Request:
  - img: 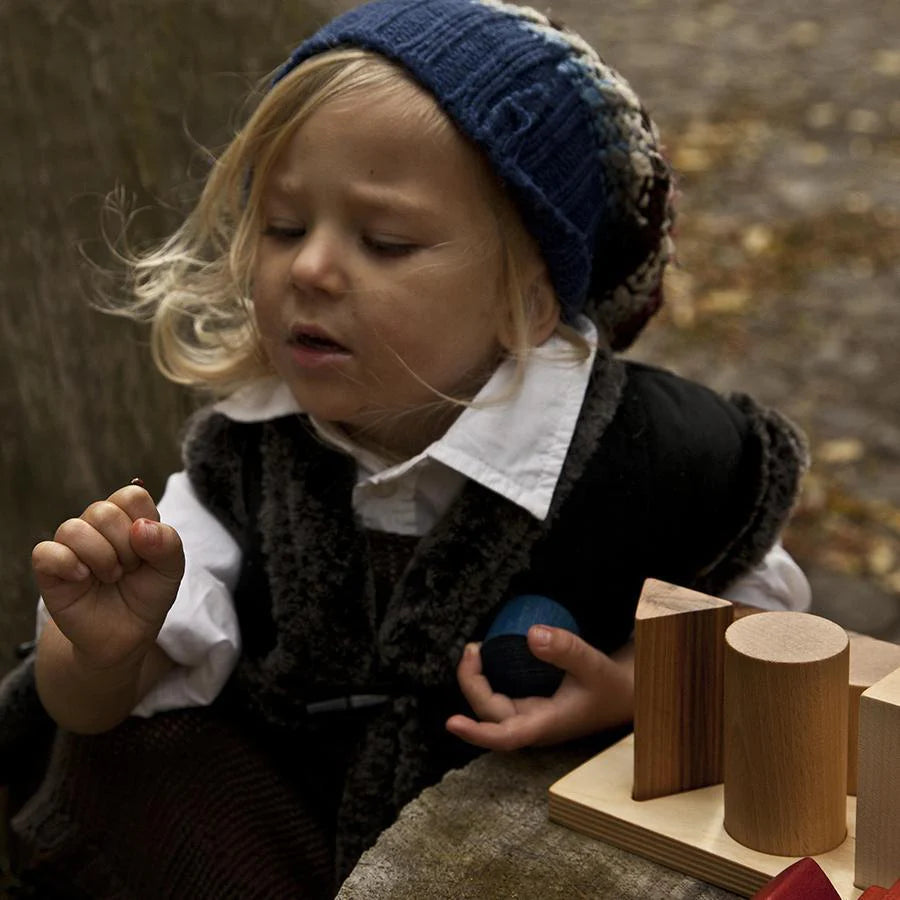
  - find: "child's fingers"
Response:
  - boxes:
[110,519,184,627]
[455,643,515,723]
[445,712,544,752]
[51,516,127,584]
[32,540,92,589]
[46,486,162,584]
[128,518,185,583]
[80,499,145,573]
[526,625,612,686]
[529,628,635,734]
[105,484,161,524]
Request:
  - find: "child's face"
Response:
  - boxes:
[252,80,509,456]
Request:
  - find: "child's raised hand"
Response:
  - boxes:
[31,482,184,671]
[445,627,634,751]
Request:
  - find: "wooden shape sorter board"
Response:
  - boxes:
[548,733,862,899]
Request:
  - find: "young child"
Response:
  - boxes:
[19,0,811,895]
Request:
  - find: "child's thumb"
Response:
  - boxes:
[527,625,600,681]
[130,518,185,582]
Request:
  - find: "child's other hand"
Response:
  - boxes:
[32,483,184,670]
[445,626,634,751]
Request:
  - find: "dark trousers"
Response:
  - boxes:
[11,708,337,899]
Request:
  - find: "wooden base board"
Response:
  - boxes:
[548,734,861,899]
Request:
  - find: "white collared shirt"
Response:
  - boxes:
[37,319,810,716]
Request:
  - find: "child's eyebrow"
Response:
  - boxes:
[353,188,438,220]
[265,178,439,219]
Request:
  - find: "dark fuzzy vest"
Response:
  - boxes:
[182,353,808,875]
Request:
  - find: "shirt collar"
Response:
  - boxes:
[428,317,597,519]
[213,318,598,521]
[212,377,301,422]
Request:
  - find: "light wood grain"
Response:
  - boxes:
[854,665,900,890]
[723,612,849,856]
[847,636,900,795]
[548,733,862,899]
[632,579,733,800]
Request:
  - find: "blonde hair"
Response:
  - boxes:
[107,49,588,399]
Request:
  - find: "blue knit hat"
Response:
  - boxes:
[274,0,674,349]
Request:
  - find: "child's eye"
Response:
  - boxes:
[363,236,419,257]
[262,223,306,241]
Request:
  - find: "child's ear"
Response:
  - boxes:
[526,267,560,346]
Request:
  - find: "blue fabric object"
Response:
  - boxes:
[481,595,579,698]
[271,0,674,348]
[484,594,579,640]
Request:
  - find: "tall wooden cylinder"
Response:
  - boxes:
[723,611,849,856]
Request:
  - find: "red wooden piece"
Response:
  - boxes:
[750,858,841,900]
[858,887,887,899]
[855,876,900,898]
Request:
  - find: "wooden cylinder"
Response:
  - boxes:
[723,611,849,856]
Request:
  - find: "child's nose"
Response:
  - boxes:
[289,228,347,296]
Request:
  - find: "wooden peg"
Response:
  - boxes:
[855,665,900,890]
[632,579,733,800]
[847,634,900,795]
[723,611,849,856]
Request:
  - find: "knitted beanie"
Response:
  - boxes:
[274,0,674,350]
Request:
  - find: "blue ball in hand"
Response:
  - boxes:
[480,595,579,698]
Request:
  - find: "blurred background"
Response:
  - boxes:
[1,0,898,687]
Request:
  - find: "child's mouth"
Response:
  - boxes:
[288,327,350,367]
[289,327,348,353]
[294,333,345,351]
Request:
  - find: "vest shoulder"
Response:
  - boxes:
[614,361,807,473]
[594,359,809,593]
[602,361,754,468]
[620,361,742,425]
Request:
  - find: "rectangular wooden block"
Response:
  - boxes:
[632,579,733,800]
[854,666,900,889]
[847,636,900,795]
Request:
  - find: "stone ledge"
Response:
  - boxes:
[338,742,740,899]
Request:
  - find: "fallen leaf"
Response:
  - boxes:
[868,542,897,576]
[806,102,837,129]
[846,108,881,134]
[786,20,821,48]
[873,49,900,77]
[817,438,865,464]
[742,225,773,255]
[698,289,751,314]
[797,142,829,165]
[673,146,713,173]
